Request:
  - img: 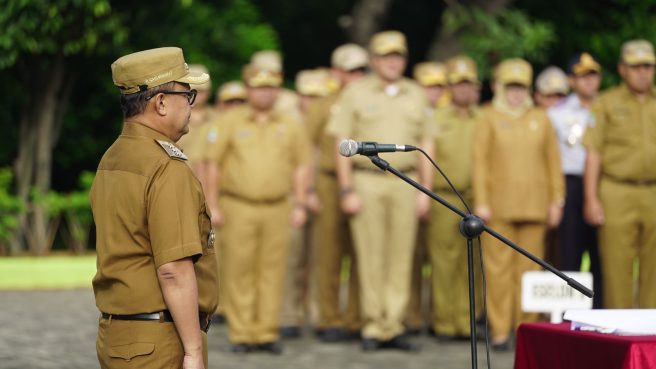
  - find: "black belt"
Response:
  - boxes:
[354,165,416,175]
[101,310,212,333]
[222,191,288,204]
[604,174,656,186]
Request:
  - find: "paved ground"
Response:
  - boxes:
[0,290,515,369]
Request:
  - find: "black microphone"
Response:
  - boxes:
[339,139,417,157]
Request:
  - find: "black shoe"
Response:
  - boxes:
[317,327,344,343]
[491,340,511,352]
[257,341,283,355]
[280,326,301,339]
[361,338,381,351]
[405,327,422,336]
[383,335,421,352]
[344,329,362,341]
[230,343,251,354]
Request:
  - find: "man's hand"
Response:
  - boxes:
[475,205,492,223]
[416,193,431,221]
[584,197,605,226]
[340,192,362,215]
[290,206,308,228]
[307,191,322,214]
[546,203,564,229]
[182,350,204,369]
[210,206,223,227]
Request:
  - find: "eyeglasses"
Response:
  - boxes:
[147,89,197,105]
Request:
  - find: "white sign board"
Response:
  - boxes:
[522,271,593,323]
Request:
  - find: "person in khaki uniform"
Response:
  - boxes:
[429,55,482,341]
[534,66,569,109]
[251,50,302,122]
[583,39,656,309]
[176,64,216,186]
[215,80,247,111]
[92,47,218,369]
[280,68,333,338]
[473,58,564,350]
[306,43,368,342]
[327,31,435,351]
[204,64,310,354]
[405,60,449,334]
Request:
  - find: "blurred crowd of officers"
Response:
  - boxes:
[177,31,656,353]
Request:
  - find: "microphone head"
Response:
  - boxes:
[339,139,359,157]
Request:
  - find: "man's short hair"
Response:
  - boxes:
[119,82,175,119]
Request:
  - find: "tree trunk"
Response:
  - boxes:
[344,0,393,45]
[427,0,516,61]
[12,55,68,255]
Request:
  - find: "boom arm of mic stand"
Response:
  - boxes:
[368,155,594,298]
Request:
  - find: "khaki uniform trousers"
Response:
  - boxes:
[221,196,291,343]
[599,178,656,308]
[96,317,208,369]
[406,221,430,330]
[429,190,481,336]
[351,171,418,340]
[280,221,312,327]
[313,171,361,331]
[482,220,545,340]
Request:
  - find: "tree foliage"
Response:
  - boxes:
[443,6,555,79]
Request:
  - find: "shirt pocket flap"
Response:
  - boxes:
[108,342,155,360]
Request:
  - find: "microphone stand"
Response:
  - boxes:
[367,155,592,369]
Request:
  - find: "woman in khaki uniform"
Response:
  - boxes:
[473,58,564,350]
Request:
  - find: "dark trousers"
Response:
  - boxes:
[559,175,603,308]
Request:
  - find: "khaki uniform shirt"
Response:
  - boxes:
[326,75,434,169]
[473,106,564,221]
[91,122,218,315]
[433,105,480,191]
[583,83,656,181]
[306,93,340,171]
[204,105,310,201]
[275,88,303,123]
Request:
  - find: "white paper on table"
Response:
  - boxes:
[564,309,656,336]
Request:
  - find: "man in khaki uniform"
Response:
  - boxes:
[583,39,656,309]
[534,66,569,109]
[177,64,215,185]
[280,68,333,337]
[473,58,564,350]
[215,80,247,111]
[92,47,218,369]
[305,44,368,342]
[429,55,482,340]
[405,60,449,334]
[251,50,302,122]
[204,64,310,354]
[327,31,434,351]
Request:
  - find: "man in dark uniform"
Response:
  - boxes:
[91,47,219,369]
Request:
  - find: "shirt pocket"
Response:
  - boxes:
[107,343,155,362]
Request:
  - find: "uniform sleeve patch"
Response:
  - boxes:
[156,140,188,160]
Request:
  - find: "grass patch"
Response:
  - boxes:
[0,255,96,290]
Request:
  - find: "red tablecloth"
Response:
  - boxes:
[514,323,656,369]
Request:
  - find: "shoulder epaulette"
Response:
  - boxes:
[155,140,188,160]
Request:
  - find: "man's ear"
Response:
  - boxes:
[153,93,167,116]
